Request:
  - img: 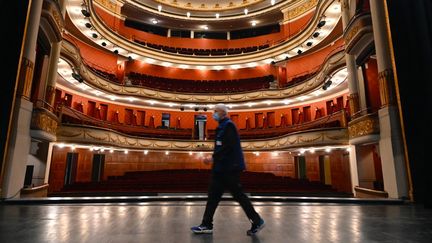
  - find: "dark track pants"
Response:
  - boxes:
[201,171,260,227]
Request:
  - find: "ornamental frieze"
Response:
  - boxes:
[343,13,373,55]
[57,125,348,151]
[31,108,59,136]
[348,113,380,139]
[61,40,345,103]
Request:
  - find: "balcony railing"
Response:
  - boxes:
[58,105,347,140]
[343,12,373,59]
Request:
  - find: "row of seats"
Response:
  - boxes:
[135,39,270,56]
[282,72,317,88]
[87,65,119,83]
[59,169,339,194]
[128,72,273,93]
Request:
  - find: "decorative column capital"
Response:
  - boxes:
[378,68,395,107]
[348,113,380,139]
[281,0,318,23]
[31,108,59,138]
[19,57,35,99]
[349,92,360,117]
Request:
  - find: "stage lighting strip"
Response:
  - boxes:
[57,58,348,111]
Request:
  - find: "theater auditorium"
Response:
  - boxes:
[2,0,432,242]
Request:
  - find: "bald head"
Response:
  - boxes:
[214,103,229,115]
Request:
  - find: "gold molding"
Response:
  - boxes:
[42,0,64,41]
[19,57,34,99]
[282,0,318,22]
[343,13,373,53]
[57,124,348,151]
[88,0,337,65]
[348,113,380,139]
[348,92,360,116]
[61,40,346,102]
[45,85,56,110]
[31,108,59,136]
[93,0,123,15]
[153,0,263,11]
[344,25,360,43]
[378,68,394,107]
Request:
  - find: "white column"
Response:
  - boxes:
[227,31,231,40]
[356,67,368,110]
[2,98,34,198]
[378,106,407,198]
[1,0,43,199]
[22,0,43,69]
[44,0,66,109]
[370,0,408,199]
[190,30,194,39]
[44,143,54,184]
[342,0,360,116]
[44,42,61,108]
[167,29,171,37]
[348,145,359,196]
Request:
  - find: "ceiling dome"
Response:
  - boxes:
[129,0,288,18]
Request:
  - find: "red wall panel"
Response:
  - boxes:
[95,5,315,49]
[48,148,352,193]
[61,90,347,130]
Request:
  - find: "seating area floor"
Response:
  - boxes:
[1,201,431,243]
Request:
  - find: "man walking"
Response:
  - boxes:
[191,104,265,236]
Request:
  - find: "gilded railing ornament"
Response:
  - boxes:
[57,125,348,151]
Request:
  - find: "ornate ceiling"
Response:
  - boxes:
[131,0,288,17]
[64,0,342,70]
[150,0,266,11]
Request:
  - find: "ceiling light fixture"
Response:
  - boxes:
[158,5,162,12]
[244,8,248,15]
[187,12,190,18]
[215,13,220,19]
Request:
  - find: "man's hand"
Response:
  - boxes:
[203,156,213,165]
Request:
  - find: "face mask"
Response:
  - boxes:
[212,113,220,121]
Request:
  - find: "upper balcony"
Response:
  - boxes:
[343,7,373,63]
[59,35,347,106]
[41,0,65,43]
[347,108,380,145]
[65,0,342,68]
[58,102,347,141]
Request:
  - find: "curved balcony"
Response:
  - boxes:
[41,0,64,43]
[121,0,296,19]
[30,100,60,142]
[92,0,310,41]
[348,109,380,144]
[133,40,272,56]
[56,119,348,151]
[59,38,347,103]
[58,104,347,141]
[127,73,273,93]
[343,12,373,62]
[73,0,341,67]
